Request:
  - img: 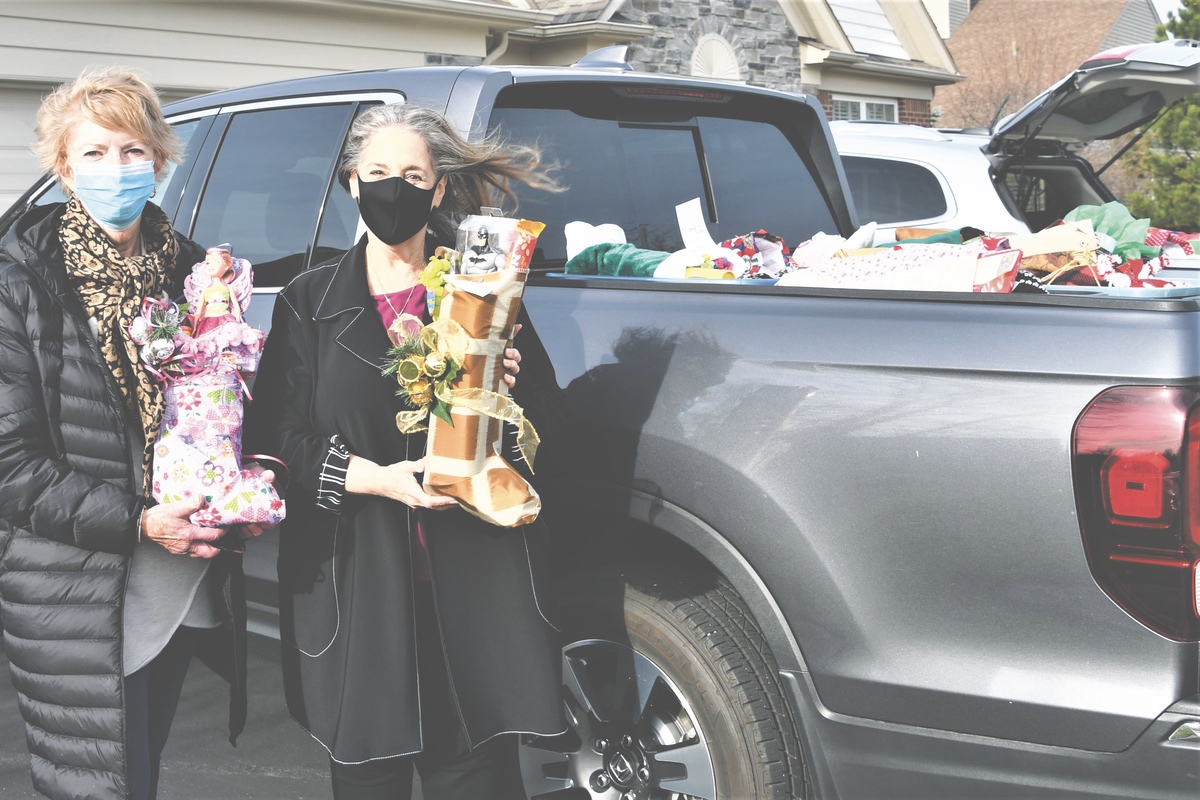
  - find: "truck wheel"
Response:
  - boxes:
[519,562,808,799]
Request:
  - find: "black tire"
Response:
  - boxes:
[519,562,808,799]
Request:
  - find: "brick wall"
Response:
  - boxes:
[818,89,834,120]
[898,97,931,126]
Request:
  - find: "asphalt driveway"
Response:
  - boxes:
[0,633,342,799]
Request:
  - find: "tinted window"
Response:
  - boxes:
[840,155,948,225]
[619,125,707,250]
[489,87,837,267]
[313,164,363,267]
[191,104,355,287]
[1005,172,1046,215]
[33,182,68,208]
[1001,165,1106,233]
[702,117,832,246]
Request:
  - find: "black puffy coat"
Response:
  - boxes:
[0,203,246,800]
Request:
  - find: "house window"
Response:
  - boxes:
[832,96,897,123]
[691,33,740,81]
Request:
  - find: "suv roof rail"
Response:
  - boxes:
[572,45,634,71]
[830,120,953,142]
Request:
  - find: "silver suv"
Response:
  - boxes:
[831,121,1028,239]
[832,39,1200,243]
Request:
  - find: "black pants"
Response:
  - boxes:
[125,626,197,800]
[329,584,521,800]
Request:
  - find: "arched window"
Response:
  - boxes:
[690,34,740,81]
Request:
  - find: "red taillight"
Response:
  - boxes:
[1073,386,1200,641]
[1101,450,1171,527]
[624,86,728,100]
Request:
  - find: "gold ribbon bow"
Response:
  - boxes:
[389,314,540,470]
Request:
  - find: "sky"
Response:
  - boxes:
[1153,0,1183,23]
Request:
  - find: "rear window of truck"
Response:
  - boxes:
[488,83,838,269]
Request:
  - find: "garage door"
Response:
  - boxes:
[0,86,44,212]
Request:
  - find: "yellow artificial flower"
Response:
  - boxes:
[409,379,434,407]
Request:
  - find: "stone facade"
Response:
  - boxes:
[610,0,945,126]
[613,0,808,95]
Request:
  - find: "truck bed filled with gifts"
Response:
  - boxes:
[4,44,1200,800]
[559,196,1200,297]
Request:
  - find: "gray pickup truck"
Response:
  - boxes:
[3,50,1198,800]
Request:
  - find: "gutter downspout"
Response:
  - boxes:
[483,30,510,65]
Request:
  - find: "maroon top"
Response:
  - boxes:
[373,284,428,331]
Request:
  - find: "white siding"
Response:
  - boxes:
[829,0,911,59]
[0,88,44,212]
[1100,0,1161,52]
[0,3,485,94]
[949,0,970,34]
[0,1,509,210]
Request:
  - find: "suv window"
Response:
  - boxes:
[489,85,837,267]
[840,155,948,225]
[312,163,362,267]
[190,103,355,287]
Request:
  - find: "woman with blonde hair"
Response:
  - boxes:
[0,67,268,800]
[246,102,566,799]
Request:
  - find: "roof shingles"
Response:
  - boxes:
[526,0,613,24]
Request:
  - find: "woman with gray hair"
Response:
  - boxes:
[246,102,566,799]
[0,67,272,800]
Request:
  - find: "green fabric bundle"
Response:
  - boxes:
[564,242,669,277]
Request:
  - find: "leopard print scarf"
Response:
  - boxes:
[60,195,182,491]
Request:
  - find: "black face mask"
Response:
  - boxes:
[355,176,437,246]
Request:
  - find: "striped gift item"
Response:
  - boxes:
[1146,226,1200,256]
[422,267,540,528]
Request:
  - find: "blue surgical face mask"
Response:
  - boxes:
[71,161,157,231]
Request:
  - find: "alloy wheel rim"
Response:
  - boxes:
[519,638,716,799]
